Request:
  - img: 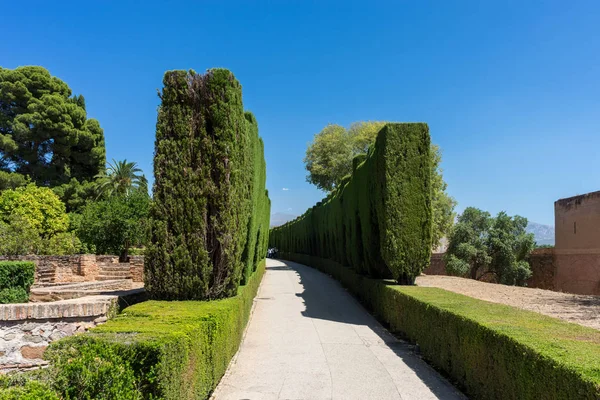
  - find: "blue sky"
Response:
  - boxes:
[3,1,599,226]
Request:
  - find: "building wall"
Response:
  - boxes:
[555,191,600,250]
[554,191,600,295]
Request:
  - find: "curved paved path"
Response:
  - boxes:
[212,259,464,400]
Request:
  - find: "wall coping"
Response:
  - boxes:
[0,295,118,321]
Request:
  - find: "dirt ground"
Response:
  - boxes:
[415,275,600,331]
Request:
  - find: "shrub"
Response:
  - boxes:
[0,379,59,400]
[45,260,266,400]
[270,123,431,283]
[48,339,140,400]
[0,184,69,237]
[280,252,600,400]
[77,191,149,260]
[445,207,535,285]
[0,287,29,304]
[146,69,270,300]
[0,261,35,303]
[0,215,43,255]
[44,232,83,255]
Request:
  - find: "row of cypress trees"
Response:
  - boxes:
[145,69,270,300]
[270,123,432,284]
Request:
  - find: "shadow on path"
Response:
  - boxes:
[267,259,465,399]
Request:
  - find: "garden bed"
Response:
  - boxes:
[416,275,600,330]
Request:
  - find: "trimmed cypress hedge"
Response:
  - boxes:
[44,260,266,400]
[281,252,600,400]
[146,69,270,300]
[270,123,432,283]
[0,261,35,303]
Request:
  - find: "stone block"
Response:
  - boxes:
[20,345,47,360]
[23,334,44,344]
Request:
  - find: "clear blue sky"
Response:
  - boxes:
[3,1,599,226]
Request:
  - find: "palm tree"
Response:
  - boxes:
[96,159,148,198]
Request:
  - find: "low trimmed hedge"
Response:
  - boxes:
[281,253,600,400]
[0,261,35,303]
[0,375,58,400]
[43,259,266,400]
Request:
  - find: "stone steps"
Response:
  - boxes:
[101,265,131,272]
[36,269,56,284]
[97,263,132,281]
[30,280,134,301]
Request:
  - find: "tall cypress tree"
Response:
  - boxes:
[146,68,269,300]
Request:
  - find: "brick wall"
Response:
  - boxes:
[423,253,446,275]
[129,256,144,282]
[0,255,146,284]
[422,249,599,295]
[526,248,555,290]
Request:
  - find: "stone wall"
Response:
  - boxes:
[0,296,117,371]
[423,248,599,295]
[129,256,144,282]
[423,253,446,275]
[0,254,145,284]
[526,248,555,290]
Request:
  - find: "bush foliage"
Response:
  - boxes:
[281,252,600,400]
[146,69,269,300]
[77,191,150,258]
[445,207,535,285]
[45,260,266,400]
[271,123,432,283]
[0,379,58,400]
[0,261,35,303]
[0,184,69,237]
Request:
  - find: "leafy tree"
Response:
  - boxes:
[0,214,43,255]
[45,232,83,255]
[304,121,456,248]
[430,144,457,249]
[96,159,148,198]
[52,178,99,213]
[0,171,27,191]
[0,184,69,237]
[445,207,535,285]
[304,124,352,192]
[0,66,106,186]
[77,191,150,261]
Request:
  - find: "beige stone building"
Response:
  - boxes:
[553,191,600,295]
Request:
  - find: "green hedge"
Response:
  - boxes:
[146,69,270,300]
[281,253,600,400]
[0,261,35,303]
[270,123,431,283]
[0,380,58,400]
[44,260,266,400]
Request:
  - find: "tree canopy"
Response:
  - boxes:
[77,191,150,260]
[96,159,148,198]
[0,66,105,186]
[0,184,69,237]
[304,121,456,248]
[445,207,535,285]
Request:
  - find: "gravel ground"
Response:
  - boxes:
[416,275,600,331]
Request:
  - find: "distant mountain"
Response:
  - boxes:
[526,222,555,246]
[270,212,297,228]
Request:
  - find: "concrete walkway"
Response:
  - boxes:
[212,259,465,400]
